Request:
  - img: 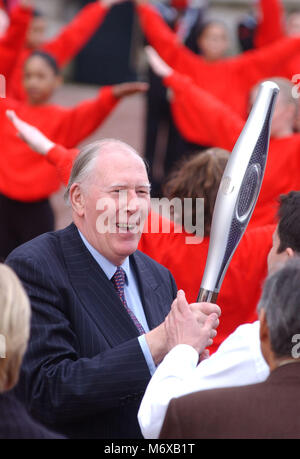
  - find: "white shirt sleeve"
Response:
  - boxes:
[137,321,269,439]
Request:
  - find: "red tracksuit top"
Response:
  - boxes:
[45,143,273,353]
[0,86,118,202]
[139,224,274,354]
[7,2,108,101]
[0,5,32,78]
[137,4,300,118]
[162,71,300,228]
[254,0,300,80]
[254,0,285,48]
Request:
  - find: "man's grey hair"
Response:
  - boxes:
[257,257,300,358]
[64,139,147,204]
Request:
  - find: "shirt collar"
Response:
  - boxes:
[78,230,130,284]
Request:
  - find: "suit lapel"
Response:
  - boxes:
[59,224,169,347]
[131,251,170,330]
[59,224,140,347]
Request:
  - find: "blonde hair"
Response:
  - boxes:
[0,265,31,393]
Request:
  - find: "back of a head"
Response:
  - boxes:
[277,191,300,255]
[270,77,297,108]
[251,77,296,111]
[237,14,256,52]
[0,265,31,393]
[258,257,300,359]
[249,78,297,138]
[164,148,229,236]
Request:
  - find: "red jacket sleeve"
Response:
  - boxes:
[0,5,32,77]
[43,2,108,67]
[228,35,300,92]
[57,85,119,148]
[164,71,243,149]
[137,4,207,79]
[254,0,285,48]
[137,3,300,107]
[46,144,79,186]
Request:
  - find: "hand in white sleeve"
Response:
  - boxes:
[145,46,173,78]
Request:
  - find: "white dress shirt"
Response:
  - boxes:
[138,320,269,438]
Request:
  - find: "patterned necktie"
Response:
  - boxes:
[111,266,145,335]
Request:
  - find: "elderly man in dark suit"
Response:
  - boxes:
[6,138,219,439]
[160,257,300,439]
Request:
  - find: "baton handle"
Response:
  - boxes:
[197,288,219,303]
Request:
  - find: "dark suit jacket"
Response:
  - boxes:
[6,223,177,439]
[0,391,64,439]
[160,362,300,439]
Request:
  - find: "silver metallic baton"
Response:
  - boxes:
[197,80,280,303]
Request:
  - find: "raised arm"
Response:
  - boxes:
[136,2,207,78]
[59,82,148,148]
[6,110,77,185]
[146,47,243,149]
[167,72,244,148]
[232,34,300,94]
[138,2,300,121]
[43,0,120,68]
[254,0,285,48]
[0,1,32,77]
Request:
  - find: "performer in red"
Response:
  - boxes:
[135,0,300,119]
[7,111,274,354]
[145,47,300,229]
[0,0,32,77]
[252,0,300,131]
[254,0,300,77]
[254,0,300,48]
[0,50,148,259]
[254,0,285,48]
[6,0,119,101]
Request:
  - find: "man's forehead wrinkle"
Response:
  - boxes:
[108,183,151,187]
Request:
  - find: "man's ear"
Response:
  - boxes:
[259,308,269,344]
[286,247,295,259]
[287,102,297,123]
[70,183,85,217]
[259,308,272,365]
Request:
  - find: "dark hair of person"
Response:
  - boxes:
[163,148,229,237]
[195,19,227,42]
[237,15,257,52]
[33,9,45,18]
[26,50,60,76]
[257,257,300,358]
[277,191,300,254]
[289,8,300,15]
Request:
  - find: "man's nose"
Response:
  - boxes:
[126,190,140,213]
